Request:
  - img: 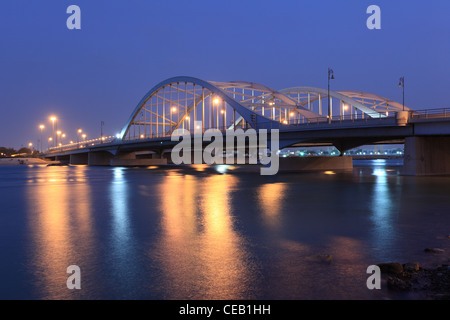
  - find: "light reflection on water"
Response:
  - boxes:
[370,167,401,261]
[258,182,287,228]
[25,166,95,299]
[0,160,448,299]
[154,173,258,299]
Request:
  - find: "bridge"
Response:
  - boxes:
[45,76,450,176]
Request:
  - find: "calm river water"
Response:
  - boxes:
[0,160,449,300]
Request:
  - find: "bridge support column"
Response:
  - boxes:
[110,152,168,166]
[88,151,114,166]
[70,153,88,165]
[278,156,353,172]
[55,155,70,163]
[403,136,450,176]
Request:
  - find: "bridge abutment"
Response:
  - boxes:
[403,136,450,176]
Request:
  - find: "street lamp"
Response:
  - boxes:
[50,116,57,147]
[171,107,177,133]
[81,134,87,148]
[56,131,62,150]
[185,116,190,132]
[39,125,45,153]
[212,97,221,129]
[100,121,105,143]
[342,104,348,119]
[399,77,405,111]
[77,129,82,147]
[221,108,226,130]
[328,68,335,123]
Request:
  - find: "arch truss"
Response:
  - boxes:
[120,77,409,141]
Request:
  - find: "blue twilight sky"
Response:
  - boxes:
[0,0,449,148]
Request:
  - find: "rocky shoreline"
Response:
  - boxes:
[378,248,450,300]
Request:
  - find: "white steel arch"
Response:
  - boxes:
[120,77,408,141]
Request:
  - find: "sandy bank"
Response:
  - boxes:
[0,158,58,166]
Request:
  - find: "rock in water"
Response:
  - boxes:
[424,248,445,254]
[387,276,412,291]
[377,262,403,274]
[316,254,332,263]
[403,262,420,272]
[306,254,333,263]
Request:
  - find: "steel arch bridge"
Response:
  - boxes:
[119,76,410,141]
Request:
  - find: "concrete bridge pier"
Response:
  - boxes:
[70,153,88,165]
[403,136,450,176]
[88,151,114,166]
[278,156,353,172]
[111,151,168,166]
[55,155,70,163]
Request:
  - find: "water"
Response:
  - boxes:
[0,160,449,300]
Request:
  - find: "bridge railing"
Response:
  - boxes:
[47,109,450,154]
[47,136,116,153]
[410,108,450,120]
[255,111,397,130]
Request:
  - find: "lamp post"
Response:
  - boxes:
[342,104,348,120]
[171,107,177,134]
[77,129,82,147]
[39,125,45,153]
[50,116,57,147]
[185,116,190,132]
[221,108,226,130]
[328,68,335,124]
[100,121,104,143]
[399,77,405,111]
[56,131,62,150]
[213,97,220,129]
